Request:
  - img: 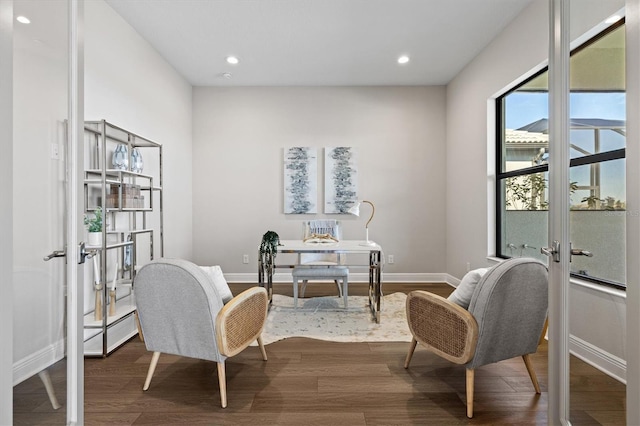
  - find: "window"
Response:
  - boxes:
[496,21,626,288]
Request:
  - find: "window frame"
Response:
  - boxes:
[495,20,626,291]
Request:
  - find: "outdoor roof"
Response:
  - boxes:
[505,129,548,149]
[517,118,626,133]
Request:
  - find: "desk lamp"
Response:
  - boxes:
[348,200,376,246]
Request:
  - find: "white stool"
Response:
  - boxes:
[292,267,349,308]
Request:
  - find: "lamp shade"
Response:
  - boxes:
[347,203,360,216]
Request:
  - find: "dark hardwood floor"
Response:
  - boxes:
[13,283,626,425]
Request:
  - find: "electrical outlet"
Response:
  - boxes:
[243,254,249,264]
[388,255,394,264]
[51,143,59,160]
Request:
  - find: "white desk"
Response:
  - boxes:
[258,240,383,323]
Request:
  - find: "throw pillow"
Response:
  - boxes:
[448,267,490,309]
[199,265,233,304]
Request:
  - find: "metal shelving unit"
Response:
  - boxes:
[83,120,163,357]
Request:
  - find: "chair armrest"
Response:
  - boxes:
[406,290,478,364]
[215,287,268,357]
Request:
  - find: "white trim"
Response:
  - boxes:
[626,0,640,422]
[547,0,573,416]
[13,340,65,386]
[227,270,628,386]
[67,1,84,423]
[486,256,504,265]
[570,335,627,384]
[225,272,454,284]
[490,259,628,298]
[487,98,497,259]
[445,274,461,287]
[570,277,627,298]
[0,1,13,423]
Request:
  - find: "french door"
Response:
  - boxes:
[4,0,85,424]
[546,1,571,423]
[548,1,640,424]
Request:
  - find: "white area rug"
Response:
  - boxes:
[258,292,413,344]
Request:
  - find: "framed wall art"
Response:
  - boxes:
[284,147,317,214]
[325,147,358,214]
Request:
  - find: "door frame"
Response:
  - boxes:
[67,0,85,424]
[626,0,640,423]
[0,0,14,424]
[548,1,640,424]
[547,0,571,423]
[0,0,85,424]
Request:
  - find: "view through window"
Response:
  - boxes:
[496,21,626,288]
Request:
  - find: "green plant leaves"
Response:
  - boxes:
[84,206,103,232]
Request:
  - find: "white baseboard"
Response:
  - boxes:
[226,272,456,284]
[13,339,65,386]
[228,271,626,384]
[570,334,626,384]
[13,283,624,392]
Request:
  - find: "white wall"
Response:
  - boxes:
[445,0,549,277]
[80,0,193,354]
[11,0,193,382]
[192,86,446,280]
[85,0,193,260]
[445,0,627,378]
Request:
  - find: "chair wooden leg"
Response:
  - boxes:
[466,368,475,418]
[257,336,268,361]
[135,311,145,342]
[217,362,227,408]
[38,369,61,410]
[522,354,541,393]
[404,338,418,368]
[539,317,549,346]
[143,351,161,391]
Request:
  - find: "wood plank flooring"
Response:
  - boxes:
[13,283,626,425]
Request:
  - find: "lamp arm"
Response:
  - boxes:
[363,200,375,228]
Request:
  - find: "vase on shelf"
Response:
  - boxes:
[112,144,128,170]
[87,231,102,247]
[124,236,133,271]
[131,147,144,173]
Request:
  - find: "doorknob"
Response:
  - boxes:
[570,248,593,257]
[43,250,66,261]
[570,242,593,260]
[541,240,561,263]
[78,242,97,264]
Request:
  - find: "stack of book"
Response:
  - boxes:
[106,184,144,208]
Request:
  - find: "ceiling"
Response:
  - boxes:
[104,0,534,87]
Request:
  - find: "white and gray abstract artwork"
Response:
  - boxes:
[284,147,317,214]
[325,147,358,214]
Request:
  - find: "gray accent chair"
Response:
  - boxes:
[404,257,548,418]
[135,258,268,408]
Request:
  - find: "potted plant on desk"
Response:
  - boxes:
[84,206,103,247]
[259,230,280,271]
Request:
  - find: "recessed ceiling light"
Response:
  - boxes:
[16,16,31,24]
[605,15,622,24]
[397,55,410,65]
[226,56,239,65]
